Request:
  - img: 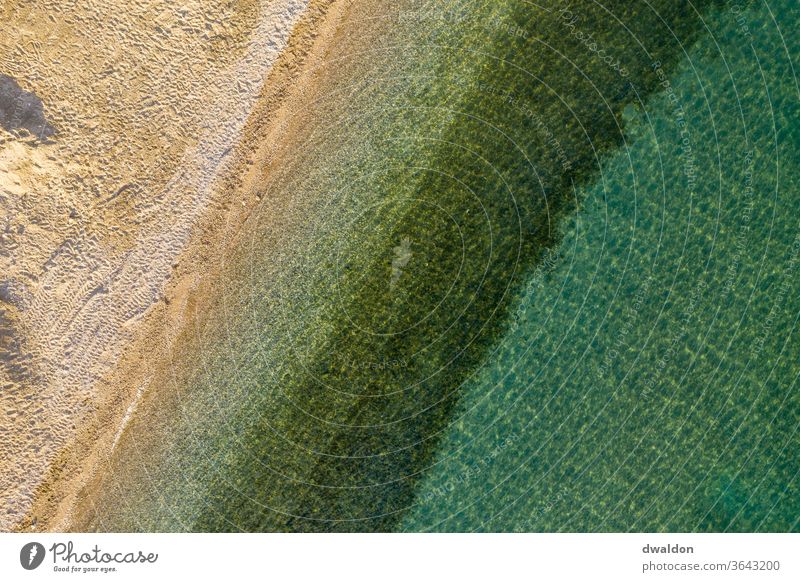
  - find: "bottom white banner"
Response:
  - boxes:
[0,533,796,581]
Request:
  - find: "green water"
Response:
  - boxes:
[80,0,799,531]
[403,0,800,531]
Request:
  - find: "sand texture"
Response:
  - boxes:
[0,0,311,531]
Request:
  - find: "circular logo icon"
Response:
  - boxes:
[20,542,45,570]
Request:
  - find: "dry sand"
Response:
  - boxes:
[0,0,346,531]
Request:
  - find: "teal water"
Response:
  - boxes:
[78,0,799,531]
[404,0,800,531]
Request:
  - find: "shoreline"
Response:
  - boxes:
[9,0,345,532]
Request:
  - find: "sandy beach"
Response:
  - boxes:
[3,0,798,536]
[0,0,342,532]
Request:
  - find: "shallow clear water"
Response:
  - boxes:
[404,0,800,531]
[81,0,799,532]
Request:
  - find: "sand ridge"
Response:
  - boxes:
[0,0,320,531]
[14,0,350,532]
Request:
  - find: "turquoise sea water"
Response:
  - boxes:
[404,0,800,531]
[77,0,799,531]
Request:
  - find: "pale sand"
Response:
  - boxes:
[0,0,347,531]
